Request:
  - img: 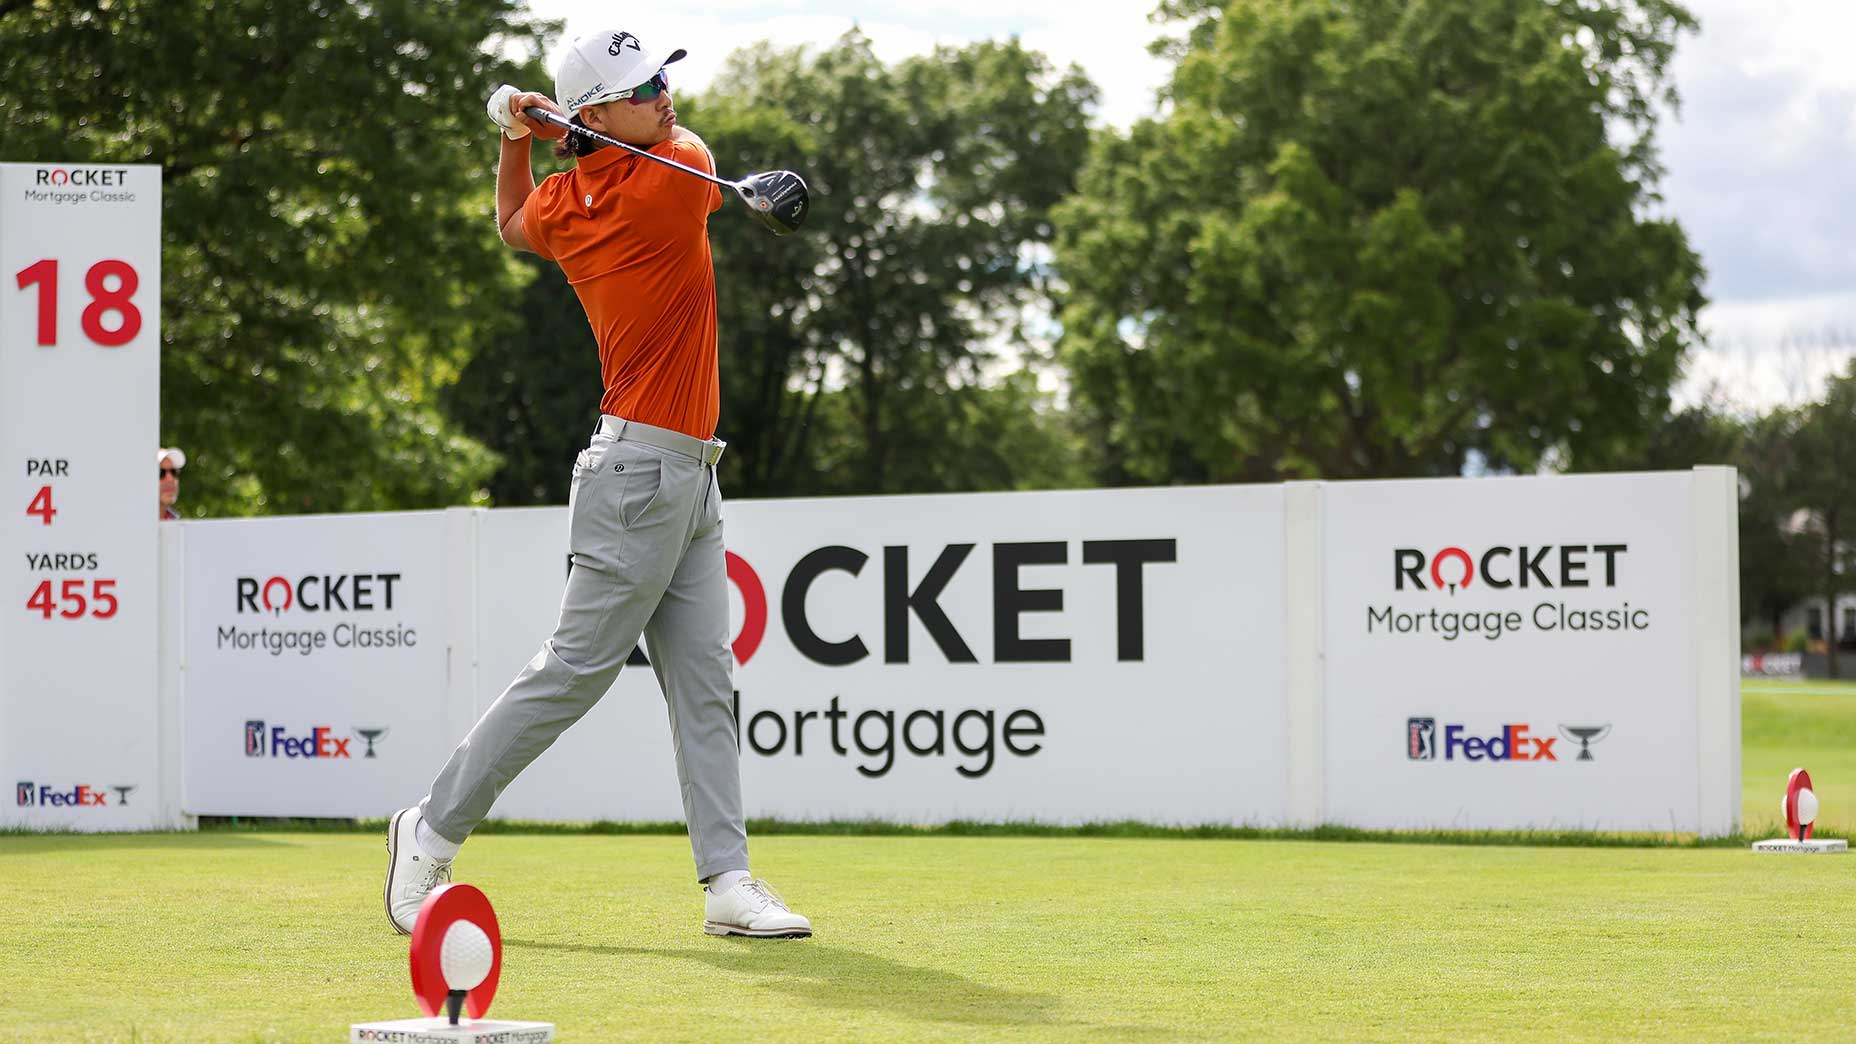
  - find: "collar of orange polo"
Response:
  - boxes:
[575,136,673,171]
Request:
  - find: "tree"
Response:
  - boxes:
[784,373,1093,496]
[701,31,1095,496]
[0,0,554,514]
[446,256,599,506]
[1788,364,1856,677]
[1054,0,1706,484]
[1735,408,1813,643]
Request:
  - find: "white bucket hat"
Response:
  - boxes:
[157,447,187,469]
[554,29,687,118]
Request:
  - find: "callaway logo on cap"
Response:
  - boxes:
[554,29,688,117]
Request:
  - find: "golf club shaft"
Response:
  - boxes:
[522,106,736,190]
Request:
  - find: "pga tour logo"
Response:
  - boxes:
[1407,718,1437,760]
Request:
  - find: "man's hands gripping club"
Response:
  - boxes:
[487,84,566,141]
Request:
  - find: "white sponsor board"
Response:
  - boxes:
[180,513,451,816]
[484,486,1290,825]
[1320,472,1732,832]
[161,469,1738,833]
[1,162,170,829]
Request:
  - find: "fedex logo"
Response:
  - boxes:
[1406,721,1557,761]
[247,722,353,759]
[15,782,113,806]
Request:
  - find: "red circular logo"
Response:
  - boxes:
[726,552,767,666]
[260,576,293,614]
[1430,547,1474,591]
[409,883,502,1020]
[1785,767,1815,841]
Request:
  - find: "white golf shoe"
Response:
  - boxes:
[703,878,812,939]
[384,806,452,936]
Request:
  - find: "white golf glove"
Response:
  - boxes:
[487,83,529,140]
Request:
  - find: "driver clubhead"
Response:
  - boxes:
[733,170,809,236]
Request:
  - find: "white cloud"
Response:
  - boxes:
[1657,0,1856,406]
[1677,291,1856,410]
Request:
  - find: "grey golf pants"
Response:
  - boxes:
[422,416,748,880]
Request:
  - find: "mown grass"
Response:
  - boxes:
[1741,679,1856,837]
[4,681,1853,1042]
[4,832,1853,1042]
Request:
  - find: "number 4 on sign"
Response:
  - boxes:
[27,581,53,619]
[27,486,56,525]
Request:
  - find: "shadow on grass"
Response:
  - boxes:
[505,937,1069,1030]
[0,830,296,856]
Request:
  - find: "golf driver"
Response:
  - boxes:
[523,106,809,236]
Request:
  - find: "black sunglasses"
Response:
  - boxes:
[616,70,670,105]
[159,467,181,478]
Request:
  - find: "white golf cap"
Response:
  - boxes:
[554,29,687,118]
[157,447,186,469]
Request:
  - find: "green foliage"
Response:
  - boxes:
[1735,406,1815,633]
[1056,0,1706,483]
[1592,395,1741,471]
[445,255,598,506]
[689,33,1096,498]
[1786,361,1856,674]
[0,0,557,515]
[776,371,1092,496]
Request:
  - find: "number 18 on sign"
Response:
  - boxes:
[1,163,165,830]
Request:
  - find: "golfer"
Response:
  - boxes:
[383,28,810,939]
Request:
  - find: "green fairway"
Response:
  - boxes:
[1741,679,1856,837]
[4,832,1854,1043]
[6,680,1856,1043]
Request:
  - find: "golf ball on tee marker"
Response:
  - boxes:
[440,919,493,991]
[1796,788,1819,825]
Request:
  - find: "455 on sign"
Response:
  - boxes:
[26,578,118,619]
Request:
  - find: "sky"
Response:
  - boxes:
[522,0,1854,411]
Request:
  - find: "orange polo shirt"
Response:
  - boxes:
[523,136,725,439]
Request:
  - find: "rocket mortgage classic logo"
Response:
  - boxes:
[215,570,419,657]
[1366,542,1652,643]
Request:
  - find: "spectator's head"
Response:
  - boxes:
[158,447,185,516]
